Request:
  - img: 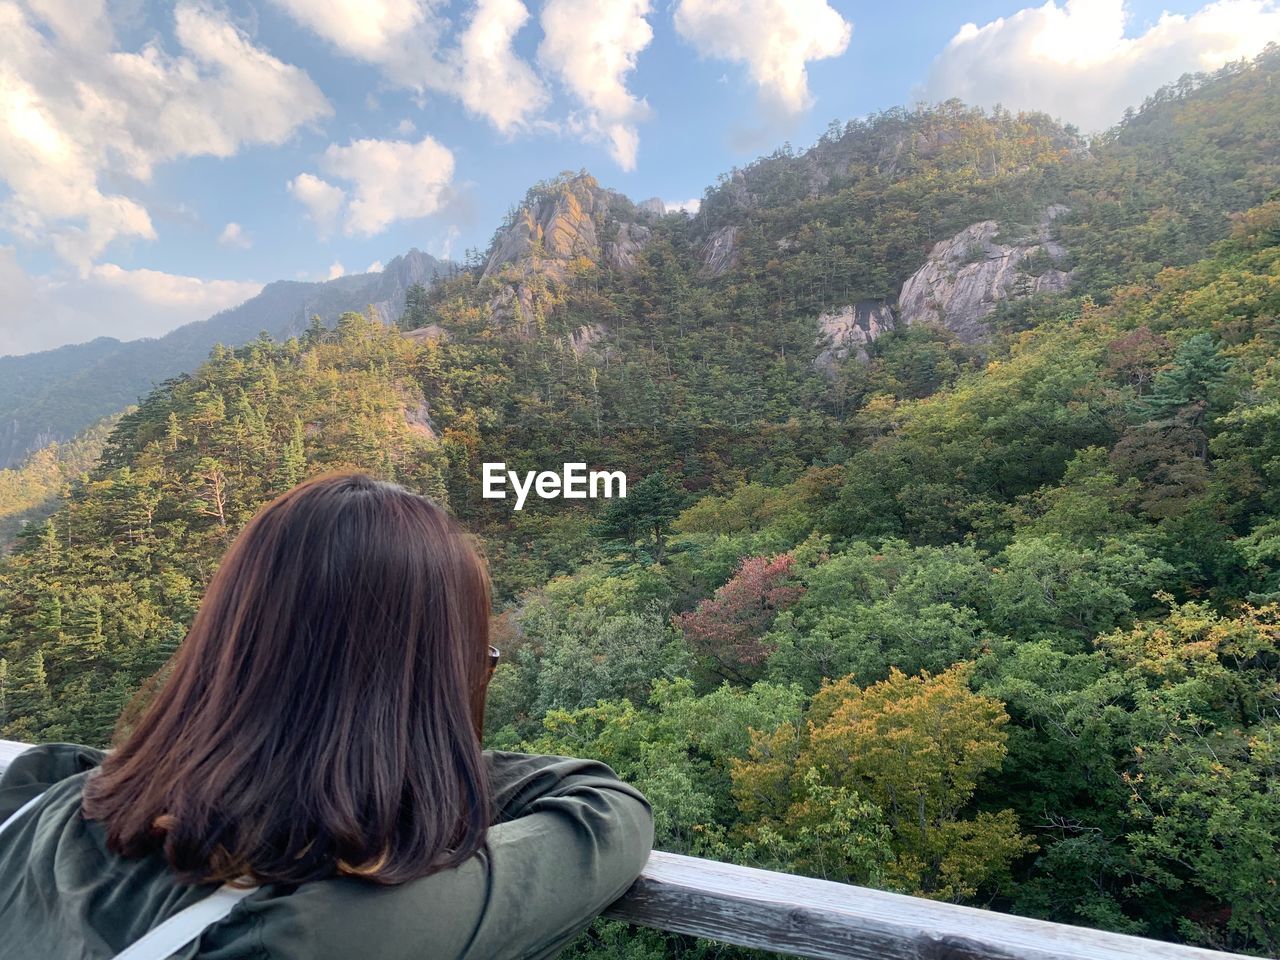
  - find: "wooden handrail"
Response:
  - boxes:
[600,851,1254,960]
[0,739,1255,959]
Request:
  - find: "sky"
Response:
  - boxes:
[1,0,1278,356]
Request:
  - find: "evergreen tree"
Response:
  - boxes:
[596,472,685,563]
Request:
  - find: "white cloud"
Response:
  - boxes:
[539,0,653,170]
[288,173,347,235]
[674,0,851,114]
[157,4,332,161]
[218,222,251,248]
[326,260,345,280]
[268,0,547,134]
[454,0,549,133]
[0,246,262,355]
[665,197,702,214]
[432,224,461,260]
[365,259,384,273]
[921,0,1280,132]
[394,117,416,135]
[88,262,262,309]
[303,135,455,237]
[268,0,429,62]
[0,0,331,268]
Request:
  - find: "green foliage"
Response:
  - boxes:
[596,472,686,564]
[0,316,447,745]
[0,416,118,550]
[732,664,1033,900]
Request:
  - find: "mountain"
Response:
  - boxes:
[3,51,1280,956]
[0,249,452,468]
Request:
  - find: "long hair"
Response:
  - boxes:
[82,472,493,886]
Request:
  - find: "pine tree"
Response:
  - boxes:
[1144,333,1231,422]
[303,314,328,346]
[595,472,685,563]
[400,283,430,330]
[279,417,307,489]
[165,412,183,452]
[2,650,50,740]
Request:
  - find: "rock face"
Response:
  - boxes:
[898,206,1072,342]
[402,400,436,439]
[814,301,894,372]
[482,174,655,281]
[483,186,601,278]
[402,324,447,343]
[479,174,654,335]
[701,225,738,276]
[605,222,652,272]
[566,322,606,358]
[487,283,540,333]
[638,197,666,216]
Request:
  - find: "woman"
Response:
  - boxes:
[0,473,653,959]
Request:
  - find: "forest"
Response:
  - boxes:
[1,48,1279,957]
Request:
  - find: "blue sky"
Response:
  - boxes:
[2,0,1277,355]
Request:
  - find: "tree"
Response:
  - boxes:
[675,553,804,678]
[595,472,685,563]
[733,664,1034,901]
[400,283,431,330]
[278,417,307,488]
[2,650,51,740]
[1142,332,1231,427]
[302,314,328,345]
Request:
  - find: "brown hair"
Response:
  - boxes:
[82,472,493,886]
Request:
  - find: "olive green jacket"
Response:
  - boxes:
[0,744,653,960]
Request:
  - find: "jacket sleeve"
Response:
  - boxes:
[0,742,105,821]
[460,751,655,960]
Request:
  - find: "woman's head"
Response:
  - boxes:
[83,472,493,886]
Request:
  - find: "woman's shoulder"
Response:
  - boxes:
[0,742,105,820]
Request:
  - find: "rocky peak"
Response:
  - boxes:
[479,173,656,336]
[897,205,1073,342]
[383,249,449,288]
[481,173,657,281]
[353,249,451,325]
[483,178,601,278]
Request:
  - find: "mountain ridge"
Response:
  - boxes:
[0,249,452,467]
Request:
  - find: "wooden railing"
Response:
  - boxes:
[0,739,1256,960]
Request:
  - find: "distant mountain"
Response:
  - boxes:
[0,249,452,467]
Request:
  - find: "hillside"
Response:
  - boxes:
[2,50,1280,957]
[0,417,119,551]
[0,249,452,468]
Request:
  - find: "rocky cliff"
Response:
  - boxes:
[483,184,601,278]
[480,173,658,334]
[700,226,739,276]
[810,206,1073,372]
[897,205,1072,342]
[814,301,895,371]
[483,174,656,281]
